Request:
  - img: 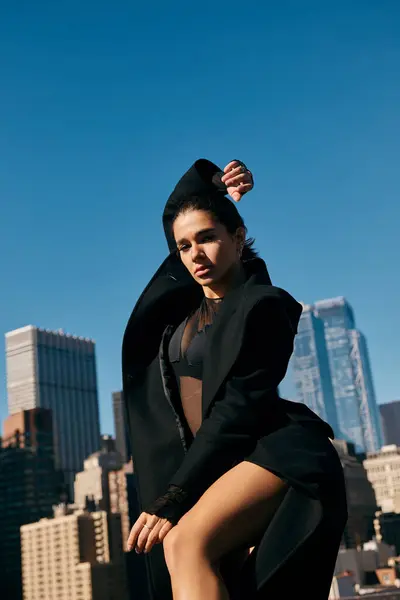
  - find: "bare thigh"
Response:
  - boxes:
[172,460,288,564]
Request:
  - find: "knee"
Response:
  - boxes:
[163,524,206,574]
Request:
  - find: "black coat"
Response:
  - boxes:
[122,160,347,599]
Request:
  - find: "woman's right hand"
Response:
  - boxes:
[221,160,253,202]
[127,511,174,554]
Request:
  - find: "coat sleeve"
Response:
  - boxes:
[162,159,227,251]
[143,295,300,522]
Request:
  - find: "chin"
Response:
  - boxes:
[191,270,218,284]
[195,276,215,286]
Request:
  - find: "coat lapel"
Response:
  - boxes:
[201,288,243,418]
[201,263,272,418]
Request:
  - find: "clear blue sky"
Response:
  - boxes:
[1,1,399,436]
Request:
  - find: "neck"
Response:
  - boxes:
[203,261,245,299]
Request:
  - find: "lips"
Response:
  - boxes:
[194,266,212,277]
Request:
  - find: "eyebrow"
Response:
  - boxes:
[176,228,216,247]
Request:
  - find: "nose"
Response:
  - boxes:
[191,243,204,262]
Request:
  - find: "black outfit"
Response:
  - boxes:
[122,159,347,599]
[168,296,224,436]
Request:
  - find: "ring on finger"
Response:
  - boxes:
[143,524,153,530]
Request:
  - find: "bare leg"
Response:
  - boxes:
[163,460,287,600]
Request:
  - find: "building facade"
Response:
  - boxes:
[6,325,101,494]
[74,447,123,512]
[74,446,149,598]
[21,505,128,600]
[363,445,400,513]
[349,329,383,455]
[380,401,400,447]
[112,391,131,463]
[292,304,340,437]
[315,297,382,453]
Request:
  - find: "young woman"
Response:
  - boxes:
[122,159,347,600]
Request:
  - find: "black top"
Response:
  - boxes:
[169,296,224,376]
[168,296,224,435]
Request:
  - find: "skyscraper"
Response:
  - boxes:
[292,303,340,437]
[380,401,400,447]
[112,391,131,463]
[6,325,101,495]
[315,297,383,453]
[349,329,383,454]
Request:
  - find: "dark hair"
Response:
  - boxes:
[172,193,258,260]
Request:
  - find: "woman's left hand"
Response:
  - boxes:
[221,160,254,202]
[127,512,174,554]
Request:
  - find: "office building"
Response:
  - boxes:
[363,445,400,513]
[0,408,60,600]
[112,391,131,463]
[74,445,123,512]
[74,447,150,598]
[380,401,400,447]
[348,329,383,454]
[21,505,128,600]
[292,304,340,437]
[315,297,383,453]
[74,446,139,550]
[74,444,148,598]
[109,463,150,600]
[6,325,101,495]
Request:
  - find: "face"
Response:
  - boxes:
[173,209,244,289]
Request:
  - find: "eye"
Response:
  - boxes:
[201,234,215,243]
[178,244,190,253]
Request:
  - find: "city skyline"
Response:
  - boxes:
[1,286,397,440]
[1,2,399,438]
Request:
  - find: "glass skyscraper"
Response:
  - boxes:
[315,297,383,453]
[348,329,383,453]
[6,325,101,496]
[292,303,340,437]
